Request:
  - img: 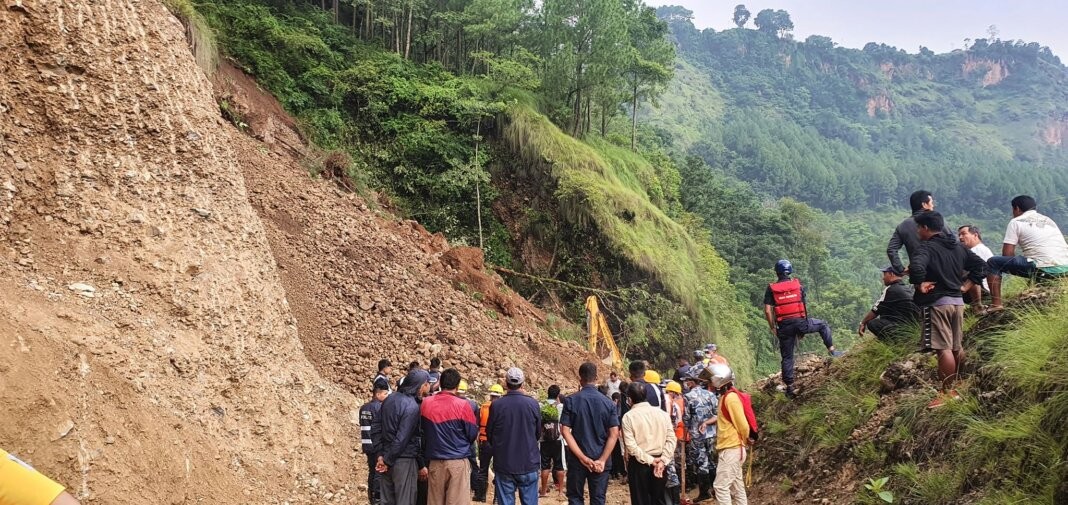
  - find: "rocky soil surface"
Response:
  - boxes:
[0,1,588,503]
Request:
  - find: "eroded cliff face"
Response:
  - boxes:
[1041,113,1068,147]
[866,93,894,117]
[962,56,1010,87]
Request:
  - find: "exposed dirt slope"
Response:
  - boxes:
[0,1,589,503]
[216,60,588,396]
[0,1,348,503]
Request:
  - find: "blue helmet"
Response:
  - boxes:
[774,259,793,276]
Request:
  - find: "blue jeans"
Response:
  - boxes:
[494,470,539,505]
[777,318,833,387]
[566,456,611,505]
[987,255,1036,277]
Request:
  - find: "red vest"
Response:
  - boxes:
[769,278,806,322]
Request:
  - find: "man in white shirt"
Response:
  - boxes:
[958,225,993,306]
[605,372,622,398]
[986,195,1068,309]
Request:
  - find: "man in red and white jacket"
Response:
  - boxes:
[763,259,842,399]
[420,368,480,505]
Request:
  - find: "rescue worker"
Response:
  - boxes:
[764,259,842,399]
[705,345,728,366]
[361,385,389,504]
[473,384,504,502]
[665,381,687,505]
[682,372,718,502]
[708,365,749,505]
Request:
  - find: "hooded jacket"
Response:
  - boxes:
[374,369,428,466]
[909,233,987,307]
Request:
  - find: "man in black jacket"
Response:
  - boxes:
[858,266,917,340]
[362,385,390,504]
[375,368,431,505]
[909,211,987,409]
[887,190,956,274]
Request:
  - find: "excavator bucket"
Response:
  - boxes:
[585,295,624,372]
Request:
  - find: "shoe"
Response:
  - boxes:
[927,391,961,409]
[785,388,797,399]
[829,349,844,357]
[948,389,962,400]
[926,396,946,409]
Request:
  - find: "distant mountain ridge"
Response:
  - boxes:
[652,5,1068,222]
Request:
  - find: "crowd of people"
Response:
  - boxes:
[362,348,753,505]
[764,192,1068,409]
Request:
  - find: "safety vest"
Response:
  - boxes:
[670,395,688,442]
[770,278,806,322]
[478,401,492,442]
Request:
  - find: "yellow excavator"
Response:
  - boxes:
[586,295,624,372]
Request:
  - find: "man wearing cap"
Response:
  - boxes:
[705,344,728,367]
[486,368,542,505]
[375,368,431,505]
[421,368,479,505]
[858,266,918,340]
[561,362,620,505]
[682,372,718,502]
[473,384,504,502]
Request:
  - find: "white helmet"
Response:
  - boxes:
[707,364,734,389]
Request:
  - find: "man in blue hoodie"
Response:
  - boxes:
[421,368,479,505]
[375,368,431,505]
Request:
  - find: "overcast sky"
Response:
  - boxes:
[646,1,1068,59]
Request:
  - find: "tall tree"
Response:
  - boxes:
[753,9,793,38]
[624,3,674,149]
[732,4,750,28]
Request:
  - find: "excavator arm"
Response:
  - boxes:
[586,295,623,372]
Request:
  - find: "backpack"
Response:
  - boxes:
[721,387,759,442]
[541,402,561,442]
[769,278,807,322]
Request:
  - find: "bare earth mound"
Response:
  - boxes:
[0,1,589,503]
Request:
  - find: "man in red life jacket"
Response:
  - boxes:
[764,259,843,399]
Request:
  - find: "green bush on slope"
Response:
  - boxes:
[755,282,1068,503]
[505,103,754,382]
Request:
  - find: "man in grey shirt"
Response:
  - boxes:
[887,190,956,274]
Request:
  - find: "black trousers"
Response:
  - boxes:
[473,441,492,500]
[626,457,667,505]
[366,453,380,504]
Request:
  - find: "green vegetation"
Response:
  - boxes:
[754,281,1068,503]
[194,0,760,376]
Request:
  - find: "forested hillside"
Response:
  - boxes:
[191,0,771,378]
[655,4,1068,222]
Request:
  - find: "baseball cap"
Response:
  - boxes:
[880,265,904,275]
[506,367,525,386]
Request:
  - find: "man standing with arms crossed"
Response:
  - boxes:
[561,362,621,505]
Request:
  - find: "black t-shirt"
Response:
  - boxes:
[872,281,918,322]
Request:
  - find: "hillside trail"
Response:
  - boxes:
[0,0,588,503]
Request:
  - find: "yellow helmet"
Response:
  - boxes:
[665,381,682,394]
[458,380,469,393]
[489,384,505,396]
[644,370,661,384]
